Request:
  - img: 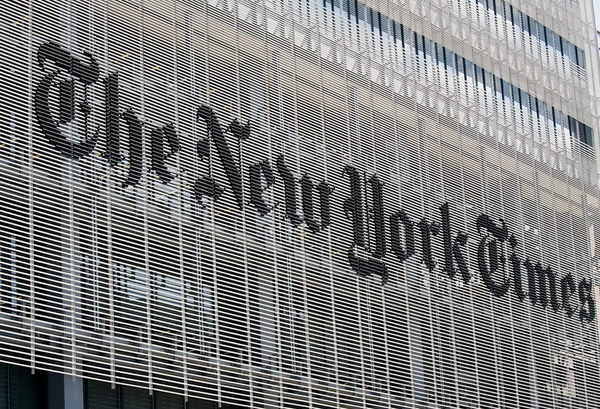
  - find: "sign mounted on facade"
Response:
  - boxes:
[34,41,596,323]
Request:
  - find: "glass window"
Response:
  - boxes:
[539,24,546,46]
[333,0,341,14]
[554,110,564,129]
[86,380,120,409]
[568,116,577,137]
[514,9,522,29]
[465,59,473,82]
[530,96,538,116]
[583,124,594,146]
[494,74,501,95]
[538,100,547,121]
[545,27,553,49]
[122,386,152,409]
[435,43,443,66]
[529,18,538,40]
[456,55,465,79]
[506,4,514,24]
[392,21,399,42]
[155,392,185,409]
[373,10,381,35]
[356,2,365,26]
[577,47,586,68]
[521,13,529,34]
[520,89,528,111]
[569,43,576,62]
[380,14,389,39]
[499,0,508,20]
[501,79,511,99]
[352,0,359,22]
[445,48,454,73]
[464,0,587,69]
[483,69,492,91]
[475,64,483,86]
[403,25,411,48]
[342,0,350,19]
[415,32,423,58]
[562,38,570,59]
[367,8,380,33]
[512,85,519,104]
[425,38,433,62]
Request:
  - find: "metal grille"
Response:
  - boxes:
[0,0,598,408]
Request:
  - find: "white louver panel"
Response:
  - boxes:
[0,0,598,408]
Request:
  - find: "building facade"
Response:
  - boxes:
[0,0,599,408]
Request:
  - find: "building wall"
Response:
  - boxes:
[0,0,598,408]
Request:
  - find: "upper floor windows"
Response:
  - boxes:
[326,0,586,72]
[475,0,586,68]
[320,0,593,148]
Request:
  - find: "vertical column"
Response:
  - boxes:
[47,373,84,409]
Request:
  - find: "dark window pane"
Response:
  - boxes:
[86,380,120,409]
[187,397,217,409]
[122,386,152,409]
[155,392,184,409]
[10,367,46,409]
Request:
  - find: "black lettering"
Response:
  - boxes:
[193,134,224,203]
[389,210,415,262]
[369,175,386,259]
[150,124,180,184]
[34,41,101,159]
[535,263,560,312]
[579,278,595,323]
[228,118,251,141]
[196,105,245,208]
[249,160,275,215]
[439,203,470,283]
[276,156,302,226]
[523,259,560,311]
[419,218,440,273]
[561,273,577,318]
[122,109,144,188]
[452,232,470,282]
[343,166,388,283]
[317,180,332,229]
[477,238,510,297]
[476,214,510,297]
[104,72,121,167]
[37,41,100,84]
[476,214,509,241]
[509,235,527,301]
[193,176,224,203]
[301,175,332,233]
[59,78,75,124]
[524,259,538,305]
[344,166,365,248]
